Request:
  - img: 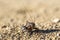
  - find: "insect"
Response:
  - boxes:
[21,21,39,36]
[21,21,38,32]
[21,21,60,36]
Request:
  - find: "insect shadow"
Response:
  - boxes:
[32,29,60,33]
[29,29,60,36]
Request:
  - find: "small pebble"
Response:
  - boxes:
[51,18,60,23]
[40,38,45,40]
[2,25,7,28]
[0,34,2,39]
[57,33,60,36]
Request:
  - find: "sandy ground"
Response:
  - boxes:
[0,0,60,40]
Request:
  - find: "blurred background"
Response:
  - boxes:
[0,0,60,24]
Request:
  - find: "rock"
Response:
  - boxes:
[57,32,60,36]
[0,34,2,40]
[51,18,60,23]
